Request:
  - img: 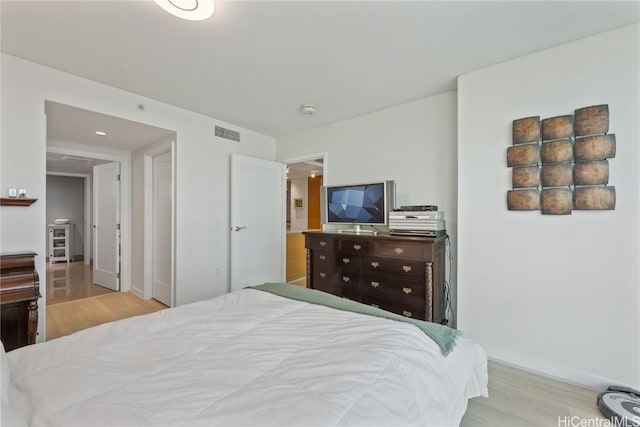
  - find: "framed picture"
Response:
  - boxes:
[294,198,303,209]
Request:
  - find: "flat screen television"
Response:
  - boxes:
[321,180,396,230]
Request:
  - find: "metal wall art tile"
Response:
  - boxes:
[507,143,539,167]
[507,104,615,215]
[541,188,573,215]
[541,115,574,141]
[512,116,541,144]
[573,161,609,186]
[541,163,573,187]
[540,139,573,164]
[507,189,540,210]
[574,134,616,161]
[574,104,609,137]
[574,186,616,210]
[512,166,540,189]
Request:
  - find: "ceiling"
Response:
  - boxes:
[287,158,324,180]
[46,101,175,151]
[2,1,639,138]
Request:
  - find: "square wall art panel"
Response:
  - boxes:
[507,104,616,215]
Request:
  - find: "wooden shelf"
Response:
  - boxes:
[1,198,38,206]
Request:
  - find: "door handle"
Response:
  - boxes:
[233,226,246,232]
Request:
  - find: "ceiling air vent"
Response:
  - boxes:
[215,125,241,143]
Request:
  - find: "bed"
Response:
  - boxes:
[2,284,487,426]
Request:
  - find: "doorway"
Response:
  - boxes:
[46,169,113,305]
[282,154,326,287]
[44,100,176,338]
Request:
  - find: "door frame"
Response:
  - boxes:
[45,171,92,266]
[279,153,327,282]
[47,145,131,292]
[280,151,328,224]
[143,140,176,306]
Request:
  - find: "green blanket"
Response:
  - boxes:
[249,283,461,356]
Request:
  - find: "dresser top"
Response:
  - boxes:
[0,251,37,259]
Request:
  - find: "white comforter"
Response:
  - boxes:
[8,289,487,426]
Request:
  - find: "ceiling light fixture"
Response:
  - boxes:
[95,131,107,137]
[153,0,214,21]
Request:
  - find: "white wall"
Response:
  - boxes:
[457,24,639,389]
[288,177,308,232]
[277,91,459,315]
[0,54,276,340]
[46,175,85,257]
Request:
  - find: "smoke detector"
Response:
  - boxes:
[301,104,317,115]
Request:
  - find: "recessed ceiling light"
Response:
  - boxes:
[95,131,107,137]
[154,0,214,21]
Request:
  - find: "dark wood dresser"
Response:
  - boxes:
[0,252,40,351]
[303,231,447,323]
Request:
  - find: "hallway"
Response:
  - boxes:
[46,261,113,305]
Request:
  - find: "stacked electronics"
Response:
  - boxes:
[389,205,446,237]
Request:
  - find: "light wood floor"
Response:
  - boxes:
[46,292,167,340]
[46,261,113,305]
[46,293,604,426]
[461,361,604,426]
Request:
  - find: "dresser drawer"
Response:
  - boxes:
[376,241,432,260]
[337,272,359,287]
[360,274,425,304]
[312,267,338,288]
[338,239,373,254]
[360,294,426,320]
[362,256,425,279]
[312,251,334,268]
[306,236,337,251]
[313,281,358,301]
[335,253,360,271]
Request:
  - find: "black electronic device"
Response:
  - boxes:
[397,205,438,211]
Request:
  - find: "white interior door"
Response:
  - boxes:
[230,154,285,292]
[93,162,120,291]
[151,151,172,305]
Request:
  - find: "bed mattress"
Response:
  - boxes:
[7,288,487,426]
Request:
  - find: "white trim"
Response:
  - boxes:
[45,171,92,265]
[279,152,328,185]
[279,152,327,281]
[485,344,633,391]
[47,145,131,293]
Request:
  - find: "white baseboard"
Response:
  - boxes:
[485,344,635,391]
[128,286,145,300]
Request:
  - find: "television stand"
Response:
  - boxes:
[303,231,447,323]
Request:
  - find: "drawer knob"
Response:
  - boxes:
[371,304,379,308]
[402,265,412,273]
[353,244,361,251]
[402,310,413,318]
[394,247,404,255]
[370,261,379,268]
[370,281,380,288]
[319,255,326,260]
[320,241,327,247]
[319,272,326,278]
[342,276,350,283]
[342,258,350,264]
[403,287,412,295]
